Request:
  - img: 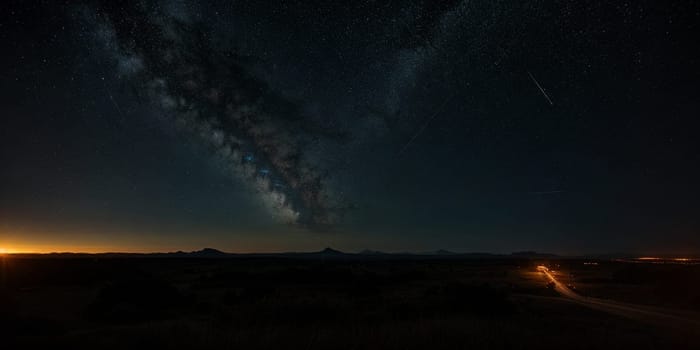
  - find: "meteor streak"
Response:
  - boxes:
[528,71,554,106]
[398,96,453,156]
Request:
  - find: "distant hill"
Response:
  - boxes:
[7,248,578,260]
[358,249,387,255]
[316,247,345,255]
[510,251,559,258]
[187,248,228,257]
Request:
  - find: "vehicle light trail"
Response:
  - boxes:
[537,266,700,331]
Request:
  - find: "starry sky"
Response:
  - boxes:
[2,1,699,254]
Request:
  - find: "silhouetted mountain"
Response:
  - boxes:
[317,247,344,255]
[359,249,387,255]
[510,251,559,258]
[410,249,458,255]
[8,248,584,261]
[189,248,228,257]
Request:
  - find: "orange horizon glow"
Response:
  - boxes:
[2,226,699,256]
[0,239,334,255]
[0,244,269,255]
[0,245,150,254]
[0,223,341,255]
[0,239,219,254]
[1,244,699,257]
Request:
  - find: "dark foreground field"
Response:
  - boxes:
[1,255,699,349]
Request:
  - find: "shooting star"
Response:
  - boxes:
[100,74,126,117]
[528,71,554,106]
[108,93,125,117]
[397,96,453,156]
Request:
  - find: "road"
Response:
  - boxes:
[537,266,700,331]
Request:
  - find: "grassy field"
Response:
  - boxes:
[1,256,698,349]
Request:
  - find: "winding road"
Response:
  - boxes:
[537,266,700,331]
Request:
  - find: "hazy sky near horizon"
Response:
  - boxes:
[2,1,700,254]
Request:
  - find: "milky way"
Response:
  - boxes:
[85,2,344,229]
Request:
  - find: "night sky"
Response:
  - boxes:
[2,1,699,254]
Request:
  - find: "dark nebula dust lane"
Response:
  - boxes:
[85,2,347,229]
